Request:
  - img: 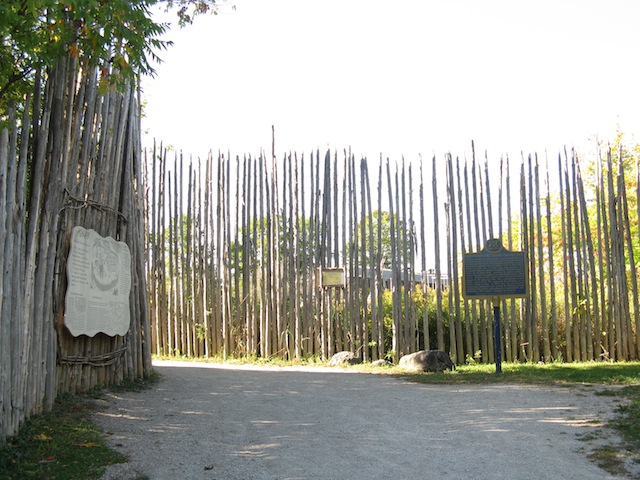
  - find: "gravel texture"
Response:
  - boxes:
[95,360,635,480]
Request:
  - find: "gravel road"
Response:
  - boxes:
[95,360,635,480]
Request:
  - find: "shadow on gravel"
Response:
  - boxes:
[96,362,629,480]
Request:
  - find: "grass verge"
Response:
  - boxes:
[0,373,159,480]
[0,392,125,480]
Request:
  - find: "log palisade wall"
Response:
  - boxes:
[0,56,151,439]
[2,54,639,440]
[146,141,640,366]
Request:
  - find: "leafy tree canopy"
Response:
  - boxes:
[0,0,217,109]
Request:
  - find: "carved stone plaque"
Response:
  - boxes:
[64,226,131,337]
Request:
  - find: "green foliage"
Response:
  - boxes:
[166,0,219,26]
[0,0,218,109]
[375,285,452,356]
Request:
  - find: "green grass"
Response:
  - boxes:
[604,385,640,450]
[392,361,640,385]
[0,373,160,480]
[0,392,126,480]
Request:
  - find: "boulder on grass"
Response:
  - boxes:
[398,350,455,372]
[329,351,362,366]
[370,359,391,367]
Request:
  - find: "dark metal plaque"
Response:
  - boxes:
[463,239,527,299]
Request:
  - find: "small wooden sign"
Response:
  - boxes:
[317,267,346,288]
[463,239,527,299]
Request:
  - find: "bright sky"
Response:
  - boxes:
[141,0,640,163]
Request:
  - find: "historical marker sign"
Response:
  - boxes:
[64,226,131,337]
[317,267,346,288]
[463,238,527,299]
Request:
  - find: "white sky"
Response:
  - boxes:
[141,0,640,162]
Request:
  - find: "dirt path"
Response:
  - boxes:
[95,360,632,480]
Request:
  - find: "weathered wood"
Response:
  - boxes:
[1,57,151,439]
[606,148,624,360]
[458,156,472,359]
[137,138,640,372]
[527,154,539,362]
[419,160,429,352]
[432,155,444,352]
[449,155,463,364]
[463,159,480,359]
[544,154,559,360]
[617,145,638,360]
[386,159,399,358]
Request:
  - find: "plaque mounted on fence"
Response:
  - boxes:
[317,267,346,288]
[462,238,527,299]
[64,226,131,337]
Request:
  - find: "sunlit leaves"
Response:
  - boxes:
[0,0,219,108]
[165,0,219,27]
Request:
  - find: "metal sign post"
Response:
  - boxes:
[463,239,528,373]
[492,296,502,373]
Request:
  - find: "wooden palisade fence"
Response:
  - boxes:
[0,54,151,438]
[146,139,640,365]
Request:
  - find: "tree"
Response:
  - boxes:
[0,0,218,109]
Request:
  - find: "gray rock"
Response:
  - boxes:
[398,350,455,372]
[370,359,390,367]
[329,351,362,366]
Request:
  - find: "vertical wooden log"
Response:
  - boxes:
[376,159,385,359]
[0,115,12,436]
[558,153,572,362]
[528,154,539,362]
[363,159,378,359]
[299,152,310,357]
[168,167,177,355]
[534,154,550,361]
[458,156,472,360]
[263,152,274,357]
[342,154,350,353]
[225,153,234,358]
[520,158,532,361]
[471,147,488,361]
[258,151,267,357]
[185,160,194,357]
[464,158,480,359]
[419,160,430,352]
[605,149,620,359]
[575,155,597,360]
[203,151,212,356]
[570,151,587,361]
[446,154,462,363]
[479,153,493,362]
[432,155,445,352]
[544,154,559,360]
[637,152,640,357]
[564,149,581,361]
[407,163,417,353]
[358,155,370,360]
[497,156,509,361]
[617,145,638,360]
[505,155,518,362]
[387,159,401,358]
